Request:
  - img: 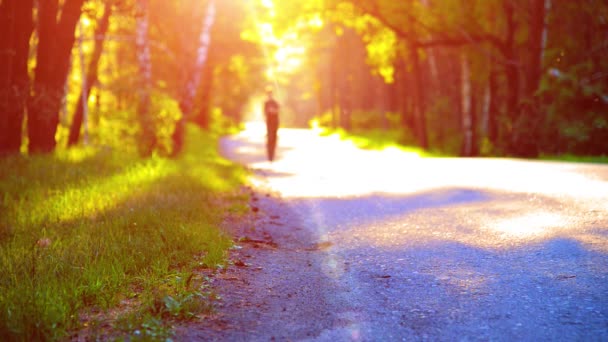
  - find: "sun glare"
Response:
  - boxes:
[81,17,92,27]
[248,0,309,82]
[308,14,324,28]
[257,25,306,75]
[274,44,305,73]
[257,23,278,45]
[492,212,566,238]
[260,0,274,9]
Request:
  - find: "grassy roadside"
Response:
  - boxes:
[0,125,249,340]
[316,127,441,157]
[540,154,608,164]
[317,127,608,164]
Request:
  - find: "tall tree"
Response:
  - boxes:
[460,52,474,156]
[0,0,34,155]
[68,2,113,147]
[525,0,549,100]
[172,0,216,156]
[28,0,86,153]
[135,0,155,156]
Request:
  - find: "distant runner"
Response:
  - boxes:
[264,87,280,161]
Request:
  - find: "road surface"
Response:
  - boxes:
[179,124,608,341]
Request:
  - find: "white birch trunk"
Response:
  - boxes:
[181,0,216,115]
[420,0,439,89]
[136,0,154,154]
[461,53,472,156]
[540,0,551,66]
[136,0,151,93]
[172,0,216,156]
[482,81,491,136]
[78,18,89,145]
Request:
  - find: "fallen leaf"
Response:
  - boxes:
[305,241,333,251]
[36,238,51,248]
[556,274,576,280]
[375,275,391,279]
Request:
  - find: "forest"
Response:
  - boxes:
[1,0,607,158]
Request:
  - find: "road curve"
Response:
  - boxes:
[183,125,608,341]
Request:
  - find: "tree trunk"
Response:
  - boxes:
[173,0,216,156]
[329,47,339,129]
[135,0,155,156]
[503,1,519,125]
[0,1,13,86]
[380,81,390,131]
[193,63,213,129]
[395,58,413,133]
[68,4,113,147]
[525,0,547,99]
[338,30,351,131]
[0,0,34,155]
[470,88,479,156]
[461,53,473,156]
[540,0,551,63]
[28,0,85,153]
[487,68,498,147]
[508,0,549,157]
[420,0,438,99]
[410,44,428,149]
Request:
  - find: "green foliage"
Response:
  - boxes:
[116,313,174,341]
[540,66,608,155]
[349,110,398,130]
[150,91,183,155]
[0,125,248,340]
[424,96,462,155]
[314,0,607,158]
[316,125,439,157]
[540,154,608,164]
[113,270,220,340]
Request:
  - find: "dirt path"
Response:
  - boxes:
[176,177,343,341]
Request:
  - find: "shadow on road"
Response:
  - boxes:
[289,188,493,229]
[274,184,608,340]
[323,234,608,340]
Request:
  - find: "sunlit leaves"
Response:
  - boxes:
[243,0,323,86]
[364,25,397,83]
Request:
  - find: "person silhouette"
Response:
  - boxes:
[263,87,280,161]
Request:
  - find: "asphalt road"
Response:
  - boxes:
[180,124,608,341]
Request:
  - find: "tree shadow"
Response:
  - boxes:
[0,148,132,196]
[288,188,493,229]
[278,187,608,340]
[321,236,608,340]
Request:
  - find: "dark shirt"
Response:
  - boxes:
[264,99,280,118]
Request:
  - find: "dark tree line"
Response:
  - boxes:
[2,0,606,158]
[282,0,608,157]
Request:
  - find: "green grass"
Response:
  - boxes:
[0,125,249,340]
[316,126,608,163]
[540,154,608,164]
[316,126,442,157]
